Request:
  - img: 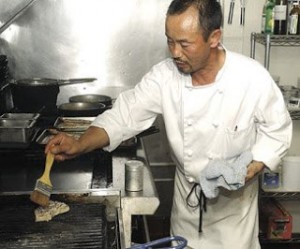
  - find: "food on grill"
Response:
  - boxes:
[56,118,92,130]
[34,200,70,222]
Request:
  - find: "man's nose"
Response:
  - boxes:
[170,43,182,58]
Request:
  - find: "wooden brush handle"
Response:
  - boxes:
[40,152,55,186]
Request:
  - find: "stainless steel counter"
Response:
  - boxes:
[109,151,160,248]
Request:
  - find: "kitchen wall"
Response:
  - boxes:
[0,0,172,104]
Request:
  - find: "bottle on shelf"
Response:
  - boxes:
[274,0,288,34]
[261,0,268,33]
[289,1,300,34]
[265,0,276,34]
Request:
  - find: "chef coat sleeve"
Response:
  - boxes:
[90,64,164,152]
[251,76,292,171]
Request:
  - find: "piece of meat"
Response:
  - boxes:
[34,200,70,222]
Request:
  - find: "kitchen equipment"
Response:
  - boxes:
[9,78,97,113]
[69,94,113,106]
[282,156,300,191]
[0,119,37,146]
[287,97,300,109]
[0,195,120,249]
[0,112,40,120]
[53,116,95,131]
[228,0,235,24]
[30,152,55,207]
[125,160,144,192]
[58,102,106,117]
[259,198,292,240]
[240,0,246,25]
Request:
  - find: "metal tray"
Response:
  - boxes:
[54,116,95,132]
[0,112,40,120]
[36,129,83,145]
[0,119,37,144]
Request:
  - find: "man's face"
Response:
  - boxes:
[165,7,211,74]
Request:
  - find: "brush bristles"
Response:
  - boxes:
[30,180,53,207]
[33,181,52,196]
[30,190,50,207]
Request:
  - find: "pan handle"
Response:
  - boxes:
[57,78,97,86]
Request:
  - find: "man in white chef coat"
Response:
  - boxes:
[46,0,292,248]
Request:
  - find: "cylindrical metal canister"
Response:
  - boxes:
[125,160,144,191]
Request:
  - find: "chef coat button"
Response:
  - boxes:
[187,120,192,126]
[187,150,193,157]
[187,177,195,183]
[212,122,219,128]
[218,89,223,94]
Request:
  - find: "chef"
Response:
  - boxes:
[46,0,292,248]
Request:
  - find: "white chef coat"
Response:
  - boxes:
[92,49,292,249]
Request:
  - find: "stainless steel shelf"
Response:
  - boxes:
[253,33,300,46]
[260,233,300,244]
[260,190,300,200]
[250,32,300,69]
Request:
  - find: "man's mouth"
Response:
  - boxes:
[174,59,186,66]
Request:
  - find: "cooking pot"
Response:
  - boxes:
[9,78,97,113]
[69,94,112,106]
[58,102,106,117]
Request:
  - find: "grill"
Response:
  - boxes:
[0,133,120,249]
[0,113,160,248]
[0,196,120,249]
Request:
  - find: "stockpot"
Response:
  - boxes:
[9,78,97,113]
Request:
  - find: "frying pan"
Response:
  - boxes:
[58,102,107,117]
[69,94,112,106]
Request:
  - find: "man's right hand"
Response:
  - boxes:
[45,132,83,161]
[44,126,110,161]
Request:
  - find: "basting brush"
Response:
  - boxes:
[30,152,55,207]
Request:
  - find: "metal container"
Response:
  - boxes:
[0,119,36,143]
[125,160,144,192]
[0,113,40,120]
[10,78,97,113]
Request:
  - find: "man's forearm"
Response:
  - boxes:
[78,126,110,154]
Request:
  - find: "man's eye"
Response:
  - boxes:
[181,43,189,48]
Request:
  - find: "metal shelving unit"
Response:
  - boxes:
[252,33,300,245]
[250,32,300,120]
[260,190,300,200]
[250,33,300,69]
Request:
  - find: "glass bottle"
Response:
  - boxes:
[274,0,288,34]
[289,1,300,34]
[262,0,268,33]
[265,0,276,34]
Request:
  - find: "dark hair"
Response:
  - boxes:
[167,0,222,41]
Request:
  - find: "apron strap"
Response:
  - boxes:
[186,183,207,232]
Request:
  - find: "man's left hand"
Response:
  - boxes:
[246,161,265,182]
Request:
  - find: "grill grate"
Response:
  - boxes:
[0,196,118,249]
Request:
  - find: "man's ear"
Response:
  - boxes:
[209,29,222,48]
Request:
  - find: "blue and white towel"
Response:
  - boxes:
[199,151,253,199]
